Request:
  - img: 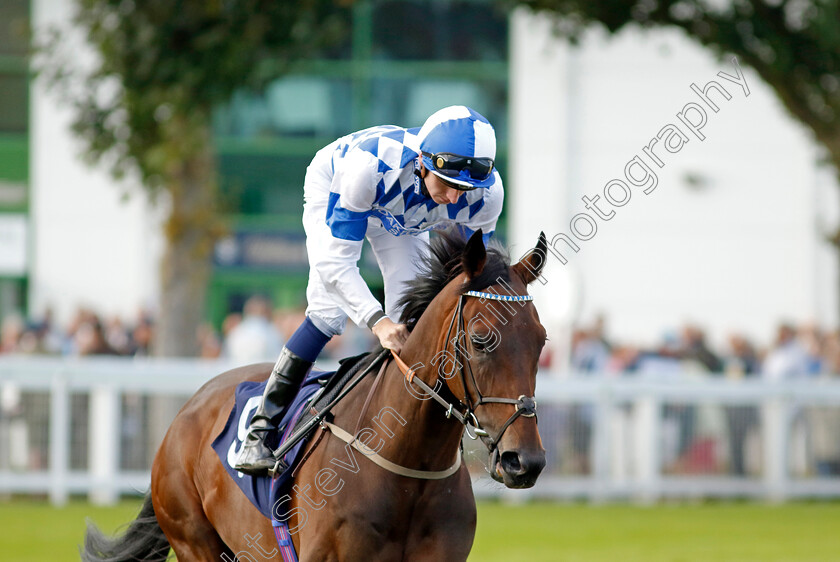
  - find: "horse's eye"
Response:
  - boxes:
[470,335,489,353]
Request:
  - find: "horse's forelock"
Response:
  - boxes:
[397,230,510,330]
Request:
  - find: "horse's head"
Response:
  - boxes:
[401,229,548,489]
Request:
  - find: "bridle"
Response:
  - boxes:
[391,287,539,473]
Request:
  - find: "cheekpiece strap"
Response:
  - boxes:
[463,290,533,302]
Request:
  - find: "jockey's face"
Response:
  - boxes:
[422,164,465,205]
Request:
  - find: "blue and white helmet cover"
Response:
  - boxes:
[418,106,497,189]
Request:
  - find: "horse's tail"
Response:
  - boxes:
[81,492,171,562]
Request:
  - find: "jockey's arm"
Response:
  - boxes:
[312,149,396,336]
[313,232,385,329]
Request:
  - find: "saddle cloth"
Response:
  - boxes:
[211,353,375,560]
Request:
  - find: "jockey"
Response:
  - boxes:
[235,105,504,475]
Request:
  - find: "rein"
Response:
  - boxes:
[321,421,461,480]
[318,352,462,480]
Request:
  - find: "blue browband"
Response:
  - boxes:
[463,290,533,302]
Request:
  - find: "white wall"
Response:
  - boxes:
[511,10,839,352]
[30,0,163,326]
[509,10,579,366]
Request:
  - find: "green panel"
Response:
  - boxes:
[218,151,311,217]
[206,271,310,330]
[0,277,27,323]
[0,134,28,182]
[0,73,28,133]
[227,213,304,231]
[0,55,28,73]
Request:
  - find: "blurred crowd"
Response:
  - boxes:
[0,295,375,363]
[565,317,840,478]
[571,317,840,380]
[5,300,840,381]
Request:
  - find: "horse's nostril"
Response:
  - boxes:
[500,451,523,475]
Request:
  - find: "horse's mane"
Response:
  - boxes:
[347,230,510,379]
[396,229,511,331]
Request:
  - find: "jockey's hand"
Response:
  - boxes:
[371,317,409,354]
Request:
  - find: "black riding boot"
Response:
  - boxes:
[234,347,313,475]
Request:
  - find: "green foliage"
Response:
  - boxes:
[515,0,840,162]
[47,0,348,192]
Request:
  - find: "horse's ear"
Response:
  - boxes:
[512,231,548,285]
[462,229,487,279]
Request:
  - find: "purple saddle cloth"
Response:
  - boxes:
[211,368,333,519]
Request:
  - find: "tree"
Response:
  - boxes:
[515,0,840,206]
[44,0,347,356]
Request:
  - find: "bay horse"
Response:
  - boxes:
[82,229,548,561]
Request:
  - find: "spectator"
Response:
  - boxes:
[763,323,811,380]
[679,325,723,373]
[799,322,824,374]
[197,323,222,359]
[223,295,285,364]
[724,334,760,378]
[17,324,45,354]
[131,313,155,356]
[0,313,24,353]
[723,334,760,476]
[571,328,611,373]
[105,316,132,355]
[35,307,65,354]
[821,330,840,375]
[273,308,306,342]
[74,316,119,356]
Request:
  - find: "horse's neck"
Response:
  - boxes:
[348,347,463,471]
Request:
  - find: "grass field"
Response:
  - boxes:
[1,498,838,561]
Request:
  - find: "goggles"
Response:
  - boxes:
[422,152,495,184]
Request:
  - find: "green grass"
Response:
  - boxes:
[471,501,840,562]
[0,498,144,562]
[1,498,838,561]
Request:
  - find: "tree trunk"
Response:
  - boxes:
[152,117,222,357]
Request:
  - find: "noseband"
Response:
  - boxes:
[392,288,538,473]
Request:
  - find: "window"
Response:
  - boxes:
[0,0,29,56]
[372,1,508,62]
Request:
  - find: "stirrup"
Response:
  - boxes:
[268,458,289,478]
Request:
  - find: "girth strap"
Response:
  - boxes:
[322,421,462,480]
